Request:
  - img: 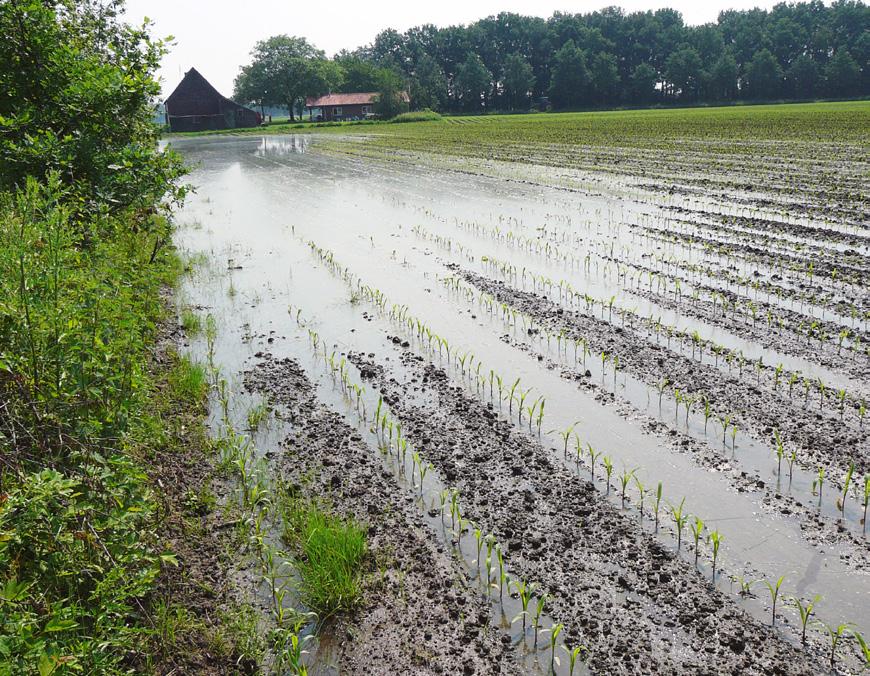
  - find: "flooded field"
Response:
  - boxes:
[168,122,868,674]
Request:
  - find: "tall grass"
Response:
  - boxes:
[280,493,367,617]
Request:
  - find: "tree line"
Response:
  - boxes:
[234,2,869,116]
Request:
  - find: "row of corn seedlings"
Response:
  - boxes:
[203,312,316,673]
[440,271,870,531]
[419,211,866,355]
[302,237,868,666]
[289,305,588,673]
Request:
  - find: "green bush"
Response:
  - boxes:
[391,109,443,123]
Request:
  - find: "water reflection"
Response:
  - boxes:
[257,135,310,157]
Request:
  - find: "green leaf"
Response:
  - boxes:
[160,552,179,567]
[44,617,78,632]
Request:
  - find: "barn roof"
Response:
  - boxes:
[165,67,256,114]
[305,92,378,107]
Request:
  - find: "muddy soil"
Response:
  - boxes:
[347,348,829,675]
[243,356,520,675]
[456,268,869,479]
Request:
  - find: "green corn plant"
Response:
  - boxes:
[669,498,688,551]
[535,398,546,434]
[813,467,825,507]
[817,622,854,669]
[852,630,869,669]
[473,527,484,567]
[786,449,797,486]
[838,461,855,518]
[789,594,821,645]
[588,444,602,484]
[690,516,704,567]
[719,413,732,445]
[619,467,636,508]
[495,545,507,601]
[653,482,663,533]
[656,377,669,410]
[633,476,646,522]
[511,580,533,632]
[862,475,869,534]
[573,434,583,466]
[532,593,548,647]
[702,396,712,433]
[508,378,521,414]
[562,644,588,676]
[732,575,755,597]
[763,575,785,626]
[773,429,784,477]
[548,623,563,672]
[602,455,614,495]
[708,530,722,581]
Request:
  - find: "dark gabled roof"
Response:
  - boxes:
[165,67,256,115]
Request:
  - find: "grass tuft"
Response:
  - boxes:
[280,492,367,617]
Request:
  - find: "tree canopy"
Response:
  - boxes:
[322,2,869,112]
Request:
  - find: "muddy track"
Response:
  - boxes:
[243,356,518,675]
[457,268,869,478]
[348,349,828,675]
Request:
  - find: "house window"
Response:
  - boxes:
[333,106,342,116]
[361,105,371,114]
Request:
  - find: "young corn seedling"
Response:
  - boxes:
[818,622,854,669]
[862,475,869,534]
[690,516,704,567]
[763,575,785,627]
[669,498,688,552]
[588,444,602,484]
[786,448,797,487]
[653,482,663,533]
[708,530,722,581]
[852,631,869,669]
[701,397,713,432]
[512,580,533,634]
[532,593,548,648]
[548,623,563,672]
[773,429,784,477]
[535,399,545,434]
[562,644,588,676]
[813,467,825,508]
[619,467,636,509]
[719,413,732,446]
[495,545,507,602]
[508,378,521,415]
[633,476,646,522]
[790,594,821,645]
[556,421,582,457]
[602,456,614,495]
[473,527,484,567]
[838,461,855,518]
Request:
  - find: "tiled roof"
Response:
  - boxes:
[305,92,378,107]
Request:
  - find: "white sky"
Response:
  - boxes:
[124,0,783,98]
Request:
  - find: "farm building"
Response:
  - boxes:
[165,68,261,132]
[305,92,409,121]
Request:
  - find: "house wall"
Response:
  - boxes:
[316,104,372,122]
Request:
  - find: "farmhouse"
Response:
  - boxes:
[305,91,410,121]
[165,68,261,132]
[305,92,378,121]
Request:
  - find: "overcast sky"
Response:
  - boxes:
[124,0,783,98]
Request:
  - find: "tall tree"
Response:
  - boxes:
[628,62,658,104]
[410,53,448,111]
[665,46,703,100]
[234,35,342,120]
[548,40,589,109]
[374,68,409,119]
[787,54,821,98]
[502,53,535,109]
[589,51,621,104]
[743,48,784,99]
[825,48,861,97]
[454,53,492,111]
